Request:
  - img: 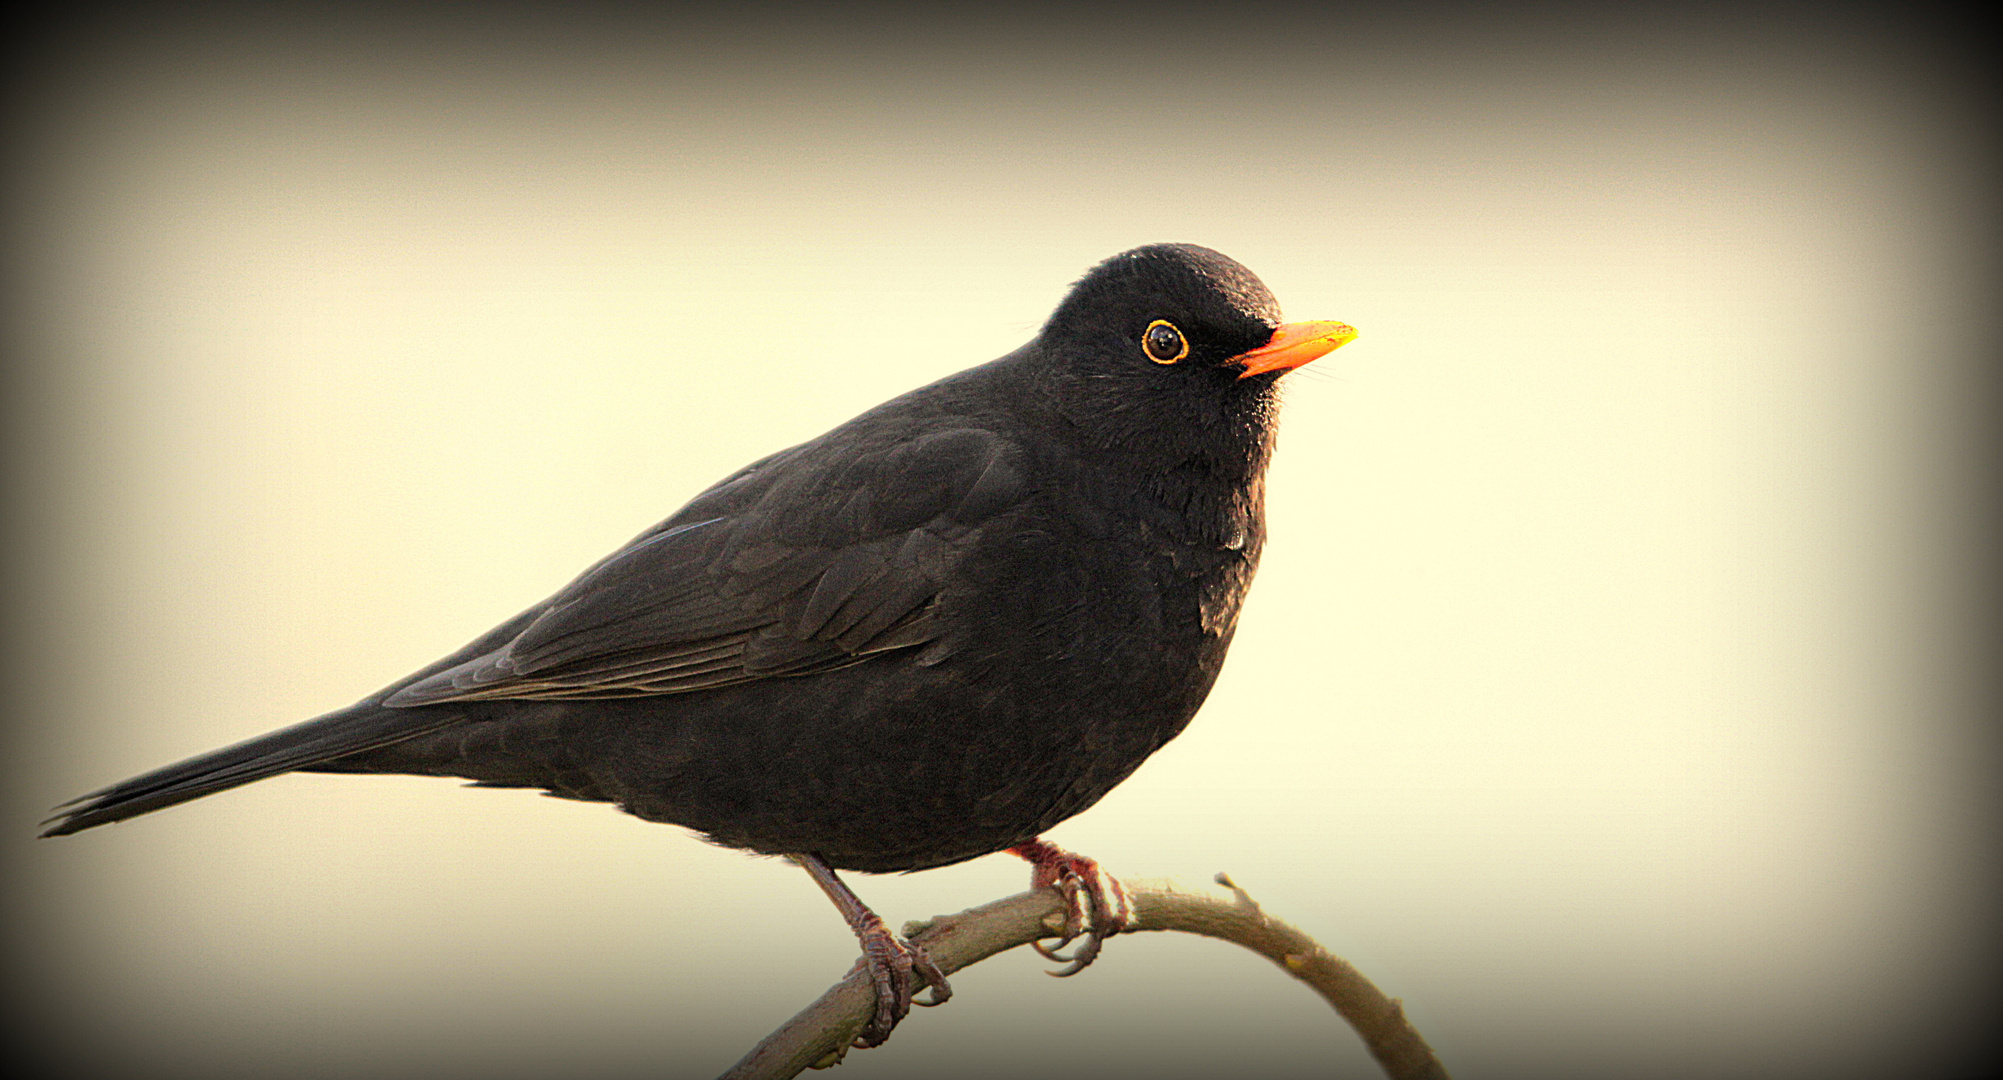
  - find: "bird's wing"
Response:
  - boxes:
[383,427,1027,705]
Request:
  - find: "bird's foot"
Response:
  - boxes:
[1009,838,1132,976]
[848,918,951,1047]
[794,851,951,1049]
[845,921,953,1049]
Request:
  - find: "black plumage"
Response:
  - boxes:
[43,243,1355,1047]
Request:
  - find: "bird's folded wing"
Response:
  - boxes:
[384,427,1025,705]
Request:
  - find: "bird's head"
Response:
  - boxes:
[1032,244,1356,460]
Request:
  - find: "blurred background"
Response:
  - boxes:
[5,4,1995,1078]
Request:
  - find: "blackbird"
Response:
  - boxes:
[43,243,1356,1048]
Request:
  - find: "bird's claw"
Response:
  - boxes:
[910,947,951,1008]
[1013,841,1131,977]
[852,932,952,1048]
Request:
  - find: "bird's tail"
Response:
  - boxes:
[39,704,464,837]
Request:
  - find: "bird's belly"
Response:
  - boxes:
[583,620,1228,873]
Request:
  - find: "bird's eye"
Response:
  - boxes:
[1142,320,1189,364]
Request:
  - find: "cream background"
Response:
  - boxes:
[8,7,1994,1079]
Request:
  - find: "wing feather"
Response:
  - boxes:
[384,427,1024,707]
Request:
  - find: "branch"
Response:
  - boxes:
[720,873,1448,1080]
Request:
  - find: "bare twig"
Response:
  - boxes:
[721,873,1447,1080]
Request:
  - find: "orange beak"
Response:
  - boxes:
[1231,320,1358,379]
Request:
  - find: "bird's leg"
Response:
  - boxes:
[1008,837,1132,976]
[792,852,951,1048]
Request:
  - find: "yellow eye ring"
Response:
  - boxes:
[1142,320,1189,364]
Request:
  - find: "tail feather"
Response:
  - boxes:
[40,705,465,837]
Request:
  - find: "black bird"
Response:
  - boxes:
[43,243,1356,1048]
